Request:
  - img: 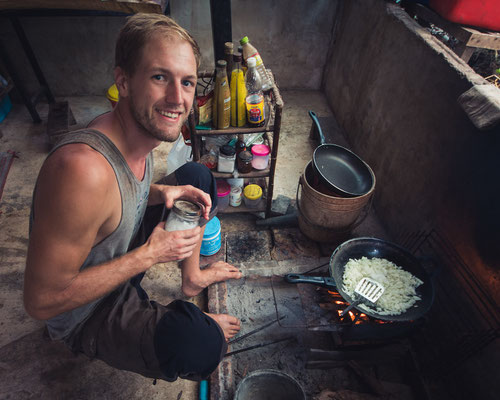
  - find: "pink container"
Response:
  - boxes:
[251,144,270,170]
[216,180,231,211]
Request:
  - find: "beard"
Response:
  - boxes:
[128,93,186,143]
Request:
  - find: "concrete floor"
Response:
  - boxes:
[0,90,331,399]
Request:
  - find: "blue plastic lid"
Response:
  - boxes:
[204,216,221,238]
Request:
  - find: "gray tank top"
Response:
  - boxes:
[30,129,153,340]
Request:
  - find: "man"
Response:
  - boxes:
[24,13,241,381]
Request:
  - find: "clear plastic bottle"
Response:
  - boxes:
[230,54,247,127]
[212,60,231,129]
[240,36,272,91]
[245,57,265,127]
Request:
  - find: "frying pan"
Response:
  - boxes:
[285,237,434,322]
[309,110,375,197]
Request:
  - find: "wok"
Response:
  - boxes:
[309,110,375,197]
[285,237,434,322]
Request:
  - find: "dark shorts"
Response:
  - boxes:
[64,162,226,382]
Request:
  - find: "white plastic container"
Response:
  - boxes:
[251,144,270,170]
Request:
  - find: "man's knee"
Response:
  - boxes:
[176,161,214,190]
[154,300,227,382]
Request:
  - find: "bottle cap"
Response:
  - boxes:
[240,36,249,45]
[247,57,256,68]
[251,144,270,157]
[224,42,234,52]
[220,144,236,156]
[243,184,263,200]
[238,150,253,162]
[233,53,242,63]
[217,60,227,67]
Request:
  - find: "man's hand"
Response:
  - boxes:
[145,221,202,263]
[150,184,212,220]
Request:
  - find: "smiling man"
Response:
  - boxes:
[24,14,241,382]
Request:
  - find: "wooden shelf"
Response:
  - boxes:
[189,71,283,218]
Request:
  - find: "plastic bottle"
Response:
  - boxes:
[212,60,231,129]
[230,53,247,127]
[240,36,272,91]
[245,57,265,127]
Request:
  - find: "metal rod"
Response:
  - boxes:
[224,337,293,357]
[227,315,285,345]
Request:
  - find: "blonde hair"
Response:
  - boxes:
[115,13,200,76]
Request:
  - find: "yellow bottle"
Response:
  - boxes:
[230,53,247,127]
[213,60,231,129]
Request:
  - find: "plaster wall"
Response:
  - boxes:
[323,0,499,297]
[0,0,338,97]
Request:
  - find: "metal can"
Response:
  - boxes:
[230,186,242,207]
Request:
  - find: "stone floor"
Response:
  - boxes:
[0,90,340,399]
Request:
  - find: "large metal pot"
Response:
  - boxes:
[285,237,435,322]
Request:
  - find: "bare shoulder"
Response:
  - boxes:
[44,143,112,179]
[34,143,118,231]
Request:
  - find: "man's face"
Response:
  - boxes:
[124,34,197,142]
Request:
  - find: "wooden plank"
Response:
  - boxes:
[0,0,161,14]
[464,27,500,50]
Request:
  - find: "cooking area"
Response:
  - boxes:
[0,0,499,399]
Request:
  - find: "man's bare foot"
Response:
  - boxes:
[206,313,241,340]
[182,261,242,297]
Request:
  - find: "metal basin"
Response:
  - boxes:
[234,369,305,400]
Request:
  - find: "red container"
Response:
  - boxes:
[429,0,500,31]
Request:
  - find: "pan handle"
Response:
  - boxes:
[285,273,337,289]
[308,110,327,146]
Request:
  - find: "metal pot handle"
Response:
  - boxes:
[296,176,373,233]
[285,273,337,289]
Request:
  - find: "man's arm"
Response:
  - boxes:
[24,145,201,320]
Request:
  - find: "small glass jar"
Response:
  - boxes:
[251,144,270,170]
[237,150,253,174]
[165,200,201,232]
[217,144,236,173]
[200,153,217,170]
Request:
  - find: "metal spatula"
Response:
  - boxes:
[340,277,385,317]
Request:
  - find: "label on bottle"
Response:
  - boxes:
[246,93,265,125]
